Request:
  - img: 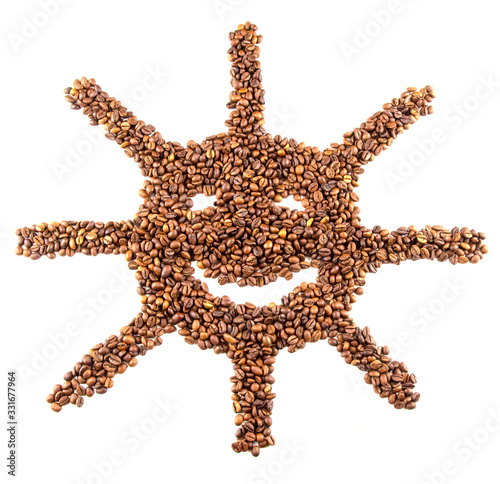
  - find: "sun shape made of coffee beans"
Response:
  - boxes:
[15,22,488,456]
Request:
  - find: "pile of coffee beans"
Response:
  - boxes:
[16,22,488,456]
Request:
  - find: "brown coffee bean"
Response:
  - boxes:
[50,403,62,413]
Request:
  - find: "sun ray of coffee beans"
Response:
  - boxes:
[15,22,488,456]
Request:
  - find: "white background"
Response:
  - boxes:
[1,1,499,483]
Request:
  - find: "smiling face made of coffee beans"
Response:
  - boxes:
[16,22,488,456]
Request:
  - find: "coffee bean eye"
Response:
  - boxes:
[190,194,216,211]
[274,197,304,212]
